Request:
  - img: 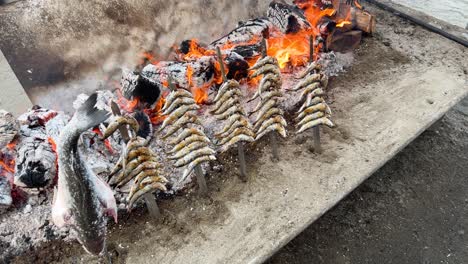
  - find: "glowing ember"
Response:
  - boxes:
[92,128,114,154]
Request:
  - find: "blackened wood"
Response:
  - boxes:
[209,18,272,48]
[120,70,162,106]
[0,110,19,150]
[267,1,311,33]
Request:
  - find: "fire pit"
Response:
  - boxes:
[0,0,467,263]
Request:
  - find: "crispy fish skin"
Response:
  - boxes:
[213,114,244,136]
[180,155,216,182]
[116,161,160,188]
[296,62,322,79]
[134,173,168,190]
[292,73,322,91]
[168,141,207,160]
[251,64,281,78]
[215,118,250,139]
[253,101,279,123]
[127,182,167,210]
[256,115,287,135]
[102,115,140,139]
[214,80,240,102]
[108,154,157,179]
[219,134,255,153]
[296,103,331,120]
[212,89,242,110]
[159,104,199,131]
[168,134,211,154]
[249,56,278,70]
[162,97,196,116]
[215,105,246,120]
[297,111,325,127]
[298,97,325,113]
[164,89,193,109]
[218,127,255,145]
[252,108,283,130]
[212,97,241,115]
[126,147,156,162]
[255,123,287,141]
[169,128,206,145]
[112,157,156,186]
[161,114,200,139]
[251,98,277,117]
[173,147,216,168]
[296,117,334,134]
[300,85,324,99]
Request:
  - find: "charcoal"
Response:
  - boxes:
[224,51,250,80]
[231,43,263,60]
[0,110,19,150]
[133,111,153,140]
[209,18,272,48]
[267,1,311,33]
[0,176,12,212]
[120,70,162,106]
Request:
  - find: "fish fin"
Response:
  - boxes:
[74,93,110,132]
[51,185,73,228]
[90,173,118,223]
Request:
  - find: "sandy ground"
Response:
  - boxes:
[268,96,468,264]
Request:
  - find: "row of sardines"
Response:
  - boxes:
[103,56,334,209]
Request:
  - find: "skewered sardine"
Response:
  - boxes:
[168,141,207,159]
[134,173,168,189]
[212,97,241,115]
[174,147,216,168]
[180,155,217,182]
[161,113,201,139]
[112,158,159,186]
[296,117,334,134]
[255,123,287,140]
[127,182,167,210]
[298,82,321,97]
[212,89,242,110]
[251,64,281,78]
[256,115,287,135]
[116,162,160,188]
[168,134,211,154]
[252,97,278,115]
[253,108,284,130]
[249,56,278,70]
[215,118,250,138]
[169,128,206,145]
[296,62,322,79]
[298,97,325,113]
[214,80,240,102]
[164,89,193,108]
[214,105,246,120]
[219,134,255,153]
[162,97,196,116]
[253,99,278,121]
[292,73,322,91]
[296,103,331,120]
[159,104,199,131]
[102,115,139,139]
[218,127,255,145]
[126,147,156,162]
[297,111,325,127]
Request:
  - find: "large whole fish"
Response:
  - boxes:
[52,93,117,255]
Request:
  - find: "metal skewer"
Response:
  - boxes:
[260,38,280,161]
[110,101,161,219]
[216,47,248,180]
[194,164,208,194]
[309,35,322,154]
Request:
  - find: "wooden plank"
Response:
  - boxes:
[0,50,32,116]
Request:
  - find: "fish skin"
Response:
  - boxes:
[251,64,281,78]
[298,97,325,113]
[159,104,199,131]
[297,111,325,127]
[173,147,216,167]
[169,128,206,145]
[168,141,207,160]
[255,123,287,141]
[217,127,255,146]
[212,97,241,115]
[162,97,196,116]
[161,113,200,139]
[218,134,255,153]
[256,115,288,135]
[296,117,335,134]
[102,115,139,139]
[215,118,251,139]
[295,62,321,79]
[292,73,321,91]
[164,89,193,109]
[253,108,283,130]
[180,155,216,182]
[214,80,240,102]
[212,88,242,109]
[52,93,116,256]
[249,56,278,70]
[127,182,167,210]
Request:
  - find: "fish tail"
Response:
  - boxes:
[74,93,110,132]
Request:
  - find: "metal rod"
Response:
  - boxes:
[309,35,314,63]
[216,47,228,82]
[313,126,322,154]
[261,38,268,58]
[237,143,247,181]
[194,164,208,194]
[269,132,279,160]
[102,244,112,264]
[110,102,160,218]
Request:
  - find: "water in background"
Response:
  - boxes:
[390,0,468,29]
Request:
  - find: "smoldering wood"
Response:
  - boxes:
[267,1,311,34]
[120,70,162,106]
[14,136,56,188]
[209,18,272,48]
[0,110,19,150]
[326,30,362,52]
[0,176,12,212]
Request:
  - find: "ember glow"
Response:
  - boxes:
[0,150,15,185]
[92,128,114,153]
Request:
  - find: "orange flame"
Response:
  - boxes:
[144,92,168,125]
[92,128,114,154]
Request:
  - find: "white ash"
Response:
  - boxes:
[73,90,116,114]
[0,177,12,213]
[0,110,19,150]
[45,112,71,143]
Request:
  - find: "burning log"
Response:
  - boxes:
[326,30,362,53]
[209,18,272,48]
[267,1,311,33]
[120,69,162,106]
[14,108,62,188]
[0,110,19,150]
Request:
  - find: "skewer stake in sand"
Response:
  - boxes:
[308,36,322,154]
[260,38,280,161]
[217,47,248,180]
[110,101,161,218]
[194,164,208,194]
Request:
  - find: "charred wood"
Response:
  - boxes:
[209,18,272,48]
[0,110,19,150]
[267,1,311,33]
[0,176,12,212]
[120,70,162,106]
